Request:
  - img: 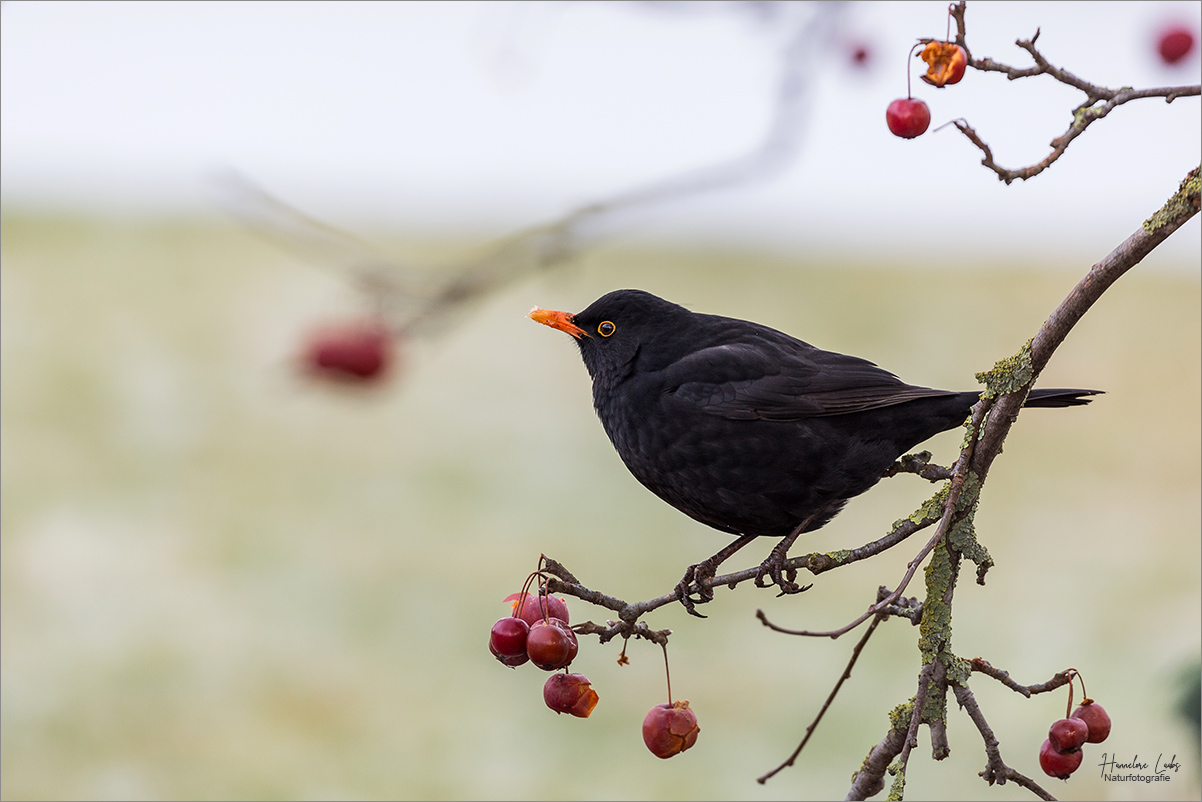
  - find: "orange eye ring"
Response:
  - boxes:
[598,321,616,337]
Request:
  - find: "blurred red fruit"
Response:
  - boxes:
[506,591,570,626]
[303,320,392,381]
[1157,26,1195,65]
[886,98,931,138]
[642,700,700,758]
[1039,738,1083,779]
[544,673,599,718]
[1071,700,1112,743]
[849,42,872,68]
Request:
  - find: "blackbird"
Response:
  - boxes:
[528,289,1099,615]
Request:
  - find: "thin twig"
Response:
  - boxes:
[542,493,940,625]
[884,451,953,481]
[937,1,1200,183]
[952,683,1056,801]
[756,610,886,784]
[969,658,1074,698]
[226,6,844,338]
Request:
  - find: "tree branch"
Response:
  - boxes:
[938,1,1200,183]
[968,658,1075,698]
[757,607,887,784]
[972,167,1199,482]
[952,683,1056,801]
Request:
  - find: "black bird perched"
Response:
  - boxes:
[529,289,1099,615]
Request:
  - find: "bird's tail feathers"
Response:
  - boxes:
[1022,388,1103,408]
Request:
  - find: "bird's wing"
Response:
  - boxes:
[664,342,956,421]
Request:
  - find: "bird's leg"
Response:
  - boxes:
[754,517,817,596]
[676,535,758,617]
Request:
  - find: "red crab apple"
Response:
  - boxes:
[886,98,931,139]
[642,700,700,759]
[1048,717,1089,753]
[543,673,599,718]
[489,617,530,668]
[1072,700,1112,743]
[526,618,574,670]
[506,591,570,627]
[1040,738,1083,779]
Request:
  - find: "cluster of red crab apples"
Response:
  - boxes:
[489,585,700,759]
[1038,671,1112,780]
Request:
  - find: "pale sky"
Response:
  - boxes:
[2,1,1200,265]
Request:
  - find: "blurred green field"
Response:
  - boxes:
[1,214,1199,801]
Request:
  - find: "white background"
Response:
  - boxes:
[3,0,1200,264]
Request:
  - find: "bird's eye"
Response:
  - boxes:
[598,321,616,337]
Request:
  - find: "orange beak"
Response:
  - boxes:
[528,306,587,339]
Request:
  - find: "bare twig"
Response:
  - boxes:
[571,619,672,647]
[936,1,1200,183]
[756,608,886,784]
[969,658,1074,698]
[884,451,954,481]
[756,588,921,636]
[952,683,1056,801]
[541,487,942,625]
[225,5,842,340]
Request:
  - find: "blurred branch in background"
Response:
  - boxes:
[220,2,841,353]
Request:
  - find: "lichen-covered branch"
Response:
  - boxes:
[971,167,1199,482]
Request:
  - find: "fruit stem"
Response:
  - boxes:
[945,4,953,42]
[516,570,541,618]
[535,555,550,622]
[906,42,923,98]
[661,643,673,706]
[1064,668,1079,719]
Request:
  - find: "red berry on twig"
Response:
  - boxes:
[544,673,599,718]
[642,700,700,759]
[506,591,570,627]
[489,617,530,667]
[526,618,574,670]
[886,98,931,139]
[1039,738,1083,779]
[1072,700,1112,743]
[1048,717,1089,753]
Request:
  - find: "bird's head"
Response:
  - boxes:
[528,289,692,387]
